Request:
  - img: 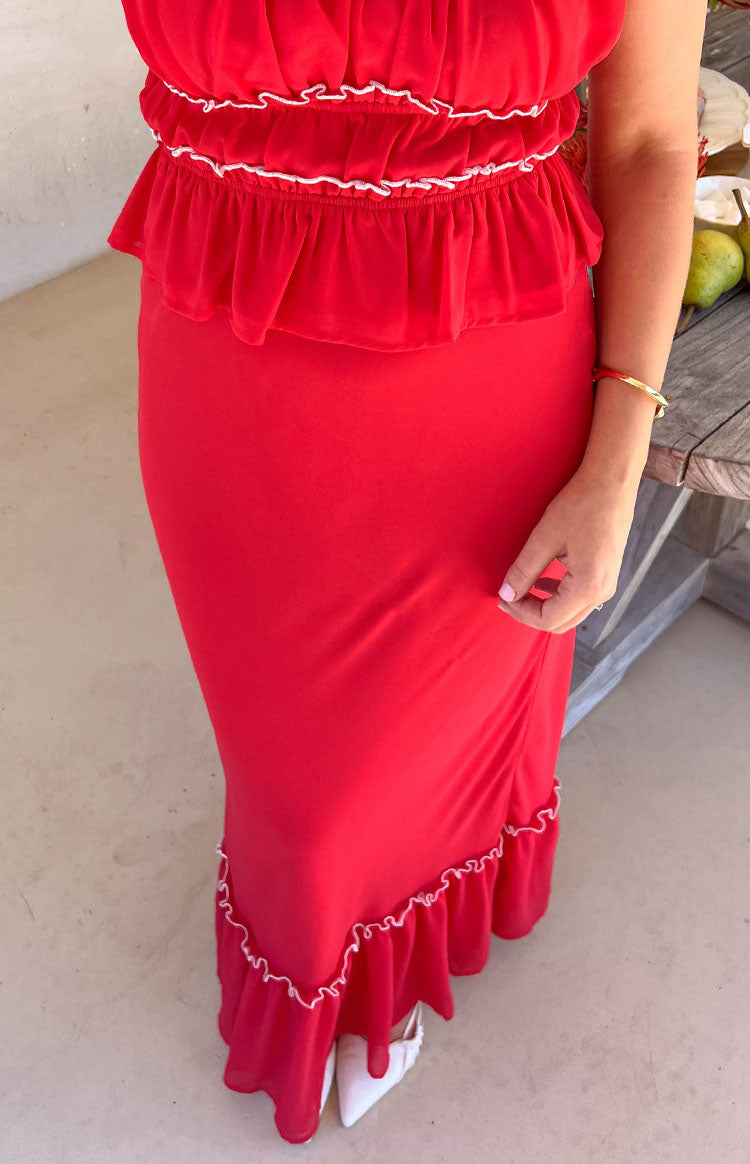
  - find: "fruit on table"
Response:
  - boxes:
[683,229,744,308]
[677,229,745,334]
[732,187,750,280]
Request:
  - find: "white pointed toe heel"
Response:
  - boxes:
[336,1001,424,1128]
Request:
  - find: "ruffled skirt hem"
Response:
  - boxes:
[215,777,561,1144]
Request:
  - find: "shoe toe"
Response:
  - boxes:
[336,1007,424,1129]
[336,1034,377,1127]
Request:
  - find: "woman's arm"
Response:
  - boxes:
[582,0,711,491]
[497,0,709,633]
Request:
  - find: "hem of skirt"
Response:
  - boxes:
[213,775,561,1143]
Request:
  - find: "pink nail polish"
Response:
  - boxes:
[498,582,515,602]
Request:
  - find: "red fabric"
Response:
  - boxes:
[135,254,599,1142]
[113,2,625,1143]
[109,0,626,350]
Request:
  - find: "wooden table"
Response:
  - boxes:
[565,7,750,734]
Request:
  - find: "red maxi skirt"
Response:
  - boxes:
[136,256,597,1143]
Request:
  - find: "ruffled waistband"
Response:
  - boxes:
[138,67,582,200]
[108,136,601,352]
[107,68,603,351]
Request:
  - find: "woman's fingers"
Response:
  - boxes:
[496,467,633,633]
[498,565,583,631]
[497,524,563,606]
[499,570,613,632]
[497,590,546,625]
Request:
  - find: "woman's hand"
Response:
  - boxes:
[496,468,639,634]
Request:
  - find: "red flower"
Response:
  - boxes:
[559,132,589,189]
[558,94,590,189]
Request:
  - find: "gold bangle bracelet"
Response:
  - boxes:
[591,365,671,419]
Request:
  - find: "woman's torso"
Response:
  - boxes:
[109,0,627,350]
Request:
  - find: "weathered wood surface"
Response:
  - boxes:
[652,292,750,493]
[684,400,750,497]
[646,13,750,492]
[701,8,750,77]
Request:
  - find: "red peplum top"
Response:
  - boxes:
[107,0,627,352]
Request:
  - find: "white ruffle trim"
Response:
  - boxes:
[148,124,561,197]
[216,777,561,1011]
[161,75,550,122]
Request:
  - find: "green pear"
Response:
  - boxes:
[683,229,744,309]
[732,187,750,281]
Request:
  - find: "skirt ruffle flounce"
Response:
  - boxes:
[215,777,560,1144]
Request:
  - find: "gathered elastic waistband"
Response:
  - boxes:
[140,68,581,204]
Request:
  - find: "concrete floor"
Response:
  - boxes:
[2,252,749,1164]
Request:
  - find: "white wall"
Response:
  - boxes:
[1,0,152,301]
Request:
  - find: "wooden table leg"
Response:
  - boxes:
[675,494,750,623]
